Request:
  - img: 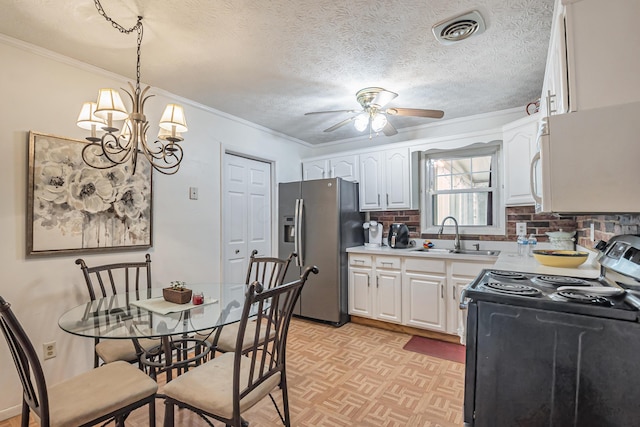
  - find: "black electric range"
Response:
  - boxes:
[462,235,640,427]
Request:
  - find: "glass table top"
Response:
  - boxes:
[58,283,247,340]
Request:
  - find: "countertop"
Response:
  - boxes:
[493,250,600,279]
[346,245,499,262]
[346,244,601,278]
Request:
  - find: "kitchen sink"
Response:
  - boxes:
[412,248,501,256]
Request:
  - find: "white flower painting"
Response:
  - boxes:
[27,132,152,255]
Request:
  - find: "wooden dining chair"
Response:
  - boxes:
[75,255,160,368]
[208,250,297,354]
[163,265,318,427]
[0,296,158,427]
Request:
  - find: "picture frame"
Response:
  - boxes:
[27,131,153,256]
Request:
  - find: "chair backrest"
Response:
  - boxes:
[0,296,50,426]
[75,254,152,300]
[232,265,318,411]
[245,250,296,289]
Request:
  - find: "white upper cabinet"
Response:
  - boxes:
[541,0,640,115]
[329,155,359,182]
[359,151,385,210]
[302,155,359,182]
[502,114,539,206]
[302,159,328,180]
[359,148,417,211]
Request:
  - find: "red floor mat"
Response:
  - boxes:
[402,335,466,363]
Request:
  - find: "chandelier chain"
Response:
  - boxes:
[93,0,143,92]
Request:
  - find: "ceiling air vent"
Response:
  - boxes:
[432,10,486,45]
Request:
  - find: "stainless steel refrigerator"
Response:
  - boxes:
[278,178,363,326]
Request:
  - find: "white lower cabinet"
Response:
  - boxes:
[348,252,495,341]
[348,254,402,324]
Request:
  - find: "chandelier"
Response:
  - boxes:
[76,1,187,175]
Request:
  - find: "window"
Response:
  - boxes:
[421,143,503,235]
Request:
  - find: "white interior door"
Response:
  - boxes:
[222,153,272,286]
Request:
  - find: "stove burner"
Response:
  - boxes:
[556,290,614,306]
[535,276,587,286]
[489,270,527,280]
[484,281,542,297]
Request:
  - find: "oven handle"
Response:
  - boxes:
[459,285,471,310]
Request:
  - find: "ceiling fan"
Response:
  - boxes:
[304,87,444,138]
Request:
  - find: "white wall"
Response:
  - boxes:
[0,38,311,419]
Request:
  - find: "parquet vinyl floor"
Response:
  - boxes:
[1,318,464,426]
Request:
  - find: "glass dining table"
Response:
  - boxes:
[58,283,247,380]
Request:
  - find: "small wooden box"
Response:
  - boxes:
[162,287,193,304]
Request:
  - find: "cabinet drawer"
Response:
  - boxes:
[404,258,446,274]
[349,254,372,267]
[451,261,494,277]
[375,256,401,270]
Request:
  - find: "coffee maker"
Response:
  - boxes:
[363,221,383,247]
[388,223,410,248]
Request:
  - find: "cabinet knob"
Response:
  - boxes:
[235,249,240,254]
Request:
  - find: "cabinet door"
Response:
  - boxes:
[374,269,402,323]
[385,148,411,209]
[503,116,538,206]
[330,155,359,182]
[359,152,384,210]
[302,159,328,181]
[449,277,473,343]
[348,267,372,317]
[402,272,446,332]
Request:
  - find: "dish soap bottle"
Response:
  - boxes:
[527,234,537,257]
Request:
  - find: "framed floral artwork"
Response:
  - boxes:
[27,131,152,256]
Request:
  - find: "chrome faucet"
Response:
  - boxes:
[438,216,461,252]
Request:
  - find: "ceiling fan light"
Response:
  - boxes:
[371,113,388,132]
[354,113,369,132]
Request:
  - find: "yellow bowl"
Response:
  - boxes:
[532,250,589,268]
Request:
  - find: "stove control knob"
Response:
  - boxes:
[594,240,608,251]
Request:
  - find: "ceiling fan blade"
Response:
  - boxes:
[324,117,356,132]
[371,90,398,108]
[385,108,444,119]
[381,120,398,136]
[304,109,359,115]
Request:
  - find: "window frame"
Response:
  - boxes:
[420,142,505,236]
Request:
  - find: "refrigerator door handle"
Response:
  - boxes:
[294,198,304,267]
[296,199,304,267]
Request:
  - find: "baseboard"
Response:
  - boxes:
[350,316,462,344]
[0,404,22,422]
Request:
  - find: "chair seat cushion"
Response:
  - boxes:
[163,352,281,420]
[96,337,159,364]
[48,361,157,427]
[211,321,276,353]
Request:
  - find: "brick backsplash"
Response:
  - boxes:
[369,207,640,247]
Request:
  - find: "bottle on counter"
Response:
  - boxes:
[527,234,538,256]
[517,235,528,256]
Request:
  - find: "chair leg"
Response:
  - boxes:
[163,400,175,427]
[149,398,156,427]
[281,377,291,427]
[20,401,29,427]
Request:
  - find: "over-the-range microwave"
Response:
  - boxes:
[530,101,640,214]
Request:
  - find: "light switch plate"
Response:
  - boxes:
[516,222,527,236]
[189,187,198,200]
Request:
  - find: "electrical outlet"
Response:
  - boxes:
[516,222,527,236]
[189,187,198,200]
[43,341,56,360]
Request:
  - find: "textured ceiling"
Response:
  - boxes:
[0,0,554,145]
